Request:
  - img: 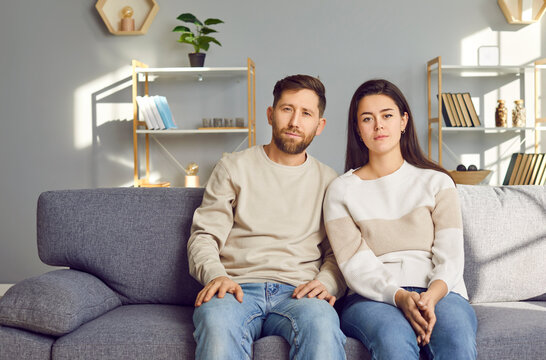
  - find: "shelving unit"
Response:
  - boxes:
[131,58,256,187]
[426,56,545,179]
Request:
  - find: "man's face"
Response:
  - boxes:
[268,89,326,155]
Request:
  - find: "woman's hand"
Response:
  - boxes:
[416,280,448,345]
[395,289,429,345]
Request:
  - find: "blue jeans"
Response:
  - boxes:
[341,288,477,360]
[193,282,346,360]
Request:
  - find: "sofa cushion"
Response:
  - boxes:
[0,325,55,360]
[458,185,546,303]
[51,304,196,360]
[472,301,546,359]
[37,188,205,306]
[0,269,121,336]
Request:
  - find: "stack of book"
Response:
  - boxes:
[135,95,178,130]
[503,153,546,185]
[440,93,481,127]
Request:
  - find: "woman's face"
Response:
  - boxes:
[356,94,408,158]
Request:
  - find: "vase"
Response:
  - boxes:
[512,100,526,127]
[495,100,507,127]
[188,53,206,67]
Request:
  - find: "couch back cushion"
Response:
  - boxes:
[458,185,545,303]
[37,188,205,306]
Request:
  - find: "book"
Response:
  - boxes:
[512,153,531,185]
[440,93,454,127]
[446,93,462,127]
[523,153,538,185]
[456,93,473,127]
[144,96,165,130]
[462,93,481,127]
[503,153,523,185]
[535,155,546,185]
[528,153,544,185]
[135,95,156,130]
[153,96,177,129]
[158,96,177,128]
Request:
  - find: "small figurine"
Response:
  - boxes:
[184,162,199,187]
[512,100,526,127]
[121,6,135,32]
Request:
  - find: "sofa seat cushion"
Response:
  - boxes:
[0,325,55,360]
[51,305,196,360]
[473,301,546,360]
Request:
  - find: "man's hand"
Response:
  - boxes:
[395,289,429,345]
[194,276,244,307]
[292,280,336,306]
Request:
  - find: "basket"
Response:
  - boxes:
[449,170,492,185]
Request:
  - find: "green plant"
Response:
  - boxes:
[172,13,224,53]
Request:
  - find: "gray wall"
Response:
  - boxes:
[1,0,544,283]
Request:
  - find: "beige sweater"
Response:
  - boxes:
[188,146,345,298]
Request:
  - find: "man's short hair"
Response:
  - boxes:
[272,75,326,117]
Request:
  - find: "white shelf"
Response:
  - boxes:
[439,126,536,132]
[136,129,249,134]
[430,64,533,77]
[135,66,247,81]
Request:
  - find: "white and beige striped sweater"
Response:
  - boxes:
[323,161,468,306]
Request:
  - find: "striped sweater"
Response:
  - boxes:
[323,161,468,306]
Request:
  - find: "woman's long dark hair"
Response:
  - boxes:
[345,79,452,180]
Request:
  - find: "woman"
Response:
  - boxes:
[324,79,477,360]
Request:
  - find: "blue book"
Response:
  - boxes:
[153,96,177,129]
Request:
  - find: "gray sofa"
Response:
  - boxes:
[0,185,545,360]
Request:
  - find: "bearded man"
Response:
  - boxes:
[188,75,347,360]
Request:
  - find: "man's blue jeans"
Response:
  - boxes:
[341,287,477,360]
[193,282,347,360]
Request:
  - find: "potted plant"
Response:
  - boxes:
[172,13,224,67]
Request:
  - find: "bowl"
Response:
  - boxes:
[449,170,492,185]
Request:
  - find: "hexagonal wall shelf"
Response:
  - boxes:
[96,0,159,35]
[498,0,546,24]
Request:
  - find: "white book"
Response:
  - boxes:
[135,96,156,130]
[145,96,166,130]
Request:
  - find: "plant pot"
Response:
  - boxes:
[188,53,206,67]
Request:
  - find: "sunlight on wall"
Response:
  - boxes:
[461,24,541,65]
[73,66,132,149]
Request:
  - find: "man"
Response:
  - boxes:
[188,75,346,360]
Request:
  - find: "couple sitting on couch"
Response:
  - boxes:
[188,74,477,360]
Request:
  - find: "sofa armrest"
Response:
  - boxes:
[0,269,121,336]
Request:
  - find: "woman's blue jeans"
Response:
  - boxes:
[193,282,347,360]
[341,288,477,360]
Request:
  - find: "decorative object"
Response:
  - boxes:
[120,6,135,32]
[213,118,223,127]
[495,100,508,127]
[95,0,159,35]
[512,99,526,127]
[202,118,211,128]
[449,170,492,185]
[184,162,199,187]
[497,0,546,24]
[236,117,245,127]
[172,13,224,67]
[478,46,499,66]
[224,118,234,127]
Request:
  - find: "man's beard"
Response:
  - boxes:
[272,123,317,155]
